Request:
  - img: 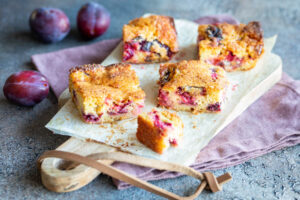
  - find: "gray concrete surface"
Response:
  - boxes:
[0,0,299,199]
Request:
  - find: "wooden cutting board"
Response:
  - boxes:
[40,59,282,192]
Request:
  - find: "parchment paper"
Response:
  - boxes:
[46,19,281,166]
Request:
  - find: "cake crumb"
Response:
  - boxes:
[99,124,107,128]
[116,139,123,144]
[128,137,136,141]
[121,142,129,147]
[232,84,238,91]
[192,121,197,129]
[106,134,113,141]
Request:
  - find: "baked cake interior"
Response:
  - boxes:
[198,21,264,71]
[136,109,183,154]
[158,60,229,113]
[122,15,179,63]
[69,63,145,123]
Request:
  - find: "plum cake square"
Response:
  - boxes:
[198,21,264,71]
[136,109,183,154]
[122,15,179,63]
[157,60,229,113]
[69,63,145,124]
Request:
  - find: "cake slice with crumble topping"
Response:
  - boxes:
[122,15,179,63]
[198,21,264,71]
[69,63,145,124]
[157,60,229,113]
[136,109,183,154]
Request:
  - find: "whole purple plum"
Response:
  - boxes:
[29,8,70,43]
[77,2,110,39]
[3,71,49,106]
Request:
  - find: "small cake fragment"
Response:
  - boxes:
[122,15,179,63]
[136,109,184,154]
[157,60,229,113]
[197,21,264,71]
[69,63,145,124]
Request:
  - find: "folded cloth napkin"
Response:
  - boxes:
[32,14,300,189]
[113,73,300,188]
[33,38,120,97]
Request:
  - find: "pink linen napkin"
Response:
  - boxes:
[32,15,300,189]
[113,73,300,189]
[33,39,120,97]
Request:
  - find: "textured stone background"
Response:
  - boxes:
[0,0,299,199]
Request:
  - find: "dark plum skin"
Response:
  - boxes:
[77,2,110,39]
[29,8,70,43]
[3,71,49,106]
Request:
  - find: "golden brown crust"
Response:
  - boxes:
[69,63,145,102]
[243,21,263,40]
[159,60,228,92]
[197,21,264,71]
[70,63,139,88]
[157,60,229,114]
[69,63,103,74]
[123,15,179,52]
